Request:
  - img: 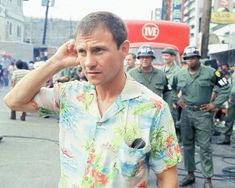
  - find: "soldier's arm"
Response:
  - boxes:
[212,70,231,108]
[230,72,235,103]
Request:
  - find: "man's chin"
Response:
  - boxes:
[87,79,101,85]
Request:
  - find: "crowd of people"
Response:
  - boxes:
[2,11,235,188]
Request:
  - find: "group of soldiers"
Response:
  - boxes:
[125,44,234,188]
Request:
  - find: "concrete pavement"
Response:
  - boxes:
[1,87,235,188]
[0,88,60,188]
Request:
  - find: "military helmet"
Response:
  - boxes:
[161,47,176,56]
[182,46,201,60]
[137,44,155,59]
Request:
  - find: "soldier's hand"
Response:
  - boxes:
[177,98,186,109]
[200,103,215,112]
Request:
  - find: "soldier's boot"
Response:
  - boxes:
[10,110,16,120]
[20,112,26,121]
[216,135,230,145]
[180,172,195,187]
[204,178,213,188]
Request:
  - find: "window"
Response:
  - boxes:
[17,25,21,37]
[7,22,12,36]
[17,0,21,6]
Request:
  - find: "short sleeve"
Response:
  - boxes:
[33,83,61,115]
[149,102,181,174]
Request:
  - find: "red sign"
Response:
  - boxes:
[125,20,190,54]
[141,23,159,40]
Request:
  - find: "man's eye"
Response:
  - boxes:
[94,48,104,54]
[78,49,86,56]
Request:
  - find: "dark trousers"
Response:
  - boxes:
[11,110,26,120]
[180,108,213,178]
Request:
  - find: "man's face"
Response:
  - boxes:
[75,28,129,86]
[125,54,135,68]
[221,65,229,71]
[139,56,153,68]
[185,56,200,69]
[162,53,175,65]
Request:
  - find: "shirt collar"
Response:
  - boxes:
[120,75,142,101]
[84,74,142,102]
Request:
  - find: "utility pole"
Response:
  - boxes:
[42,0,50,45]
[201,0,212,59]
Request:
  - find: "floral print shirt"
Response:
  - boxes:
[34,78,181,188]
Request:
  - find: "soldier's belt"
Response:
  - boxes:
[186,105,201,111]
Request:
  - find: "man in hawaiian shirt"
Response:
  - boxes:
[4,11,181,188]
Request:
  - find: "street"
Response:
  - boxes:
[0,87,235,188]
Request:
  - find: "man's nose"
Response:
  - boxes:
[84,54,97,67]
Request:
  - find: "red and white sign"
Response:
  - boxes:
[141,23,159,40]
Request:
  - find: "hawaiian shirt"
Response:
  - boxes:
[33,78,181,188]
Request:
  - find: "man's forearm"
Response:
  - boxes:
[156,166,179,188]
[4,58,60,110]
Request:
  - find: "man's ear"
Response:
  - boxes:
[120,40,130,56]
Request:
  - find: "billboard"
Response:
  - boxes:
[211,0,235,24]
[214,0,233,12]
[172,0,183,22]
[161,0,172,20]
[211,12,235,24]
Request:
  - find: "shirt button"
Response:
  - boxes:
[97,122,102,126]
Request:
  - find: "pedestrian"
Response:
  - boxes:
[128,44,169,98]
[10,60,30,121]
[217,71,235,145]
[172,46,230,188]
[4,11,181,187]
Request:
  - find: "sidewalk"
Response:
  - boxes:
[0,88,60,188]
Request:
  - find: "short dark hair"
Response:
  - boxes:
[128,53,136,60]
[16,60,28,70]
[75,11,127,49]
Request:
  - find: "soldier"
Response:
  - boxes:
[128,44,169,98]
[161,47,181,138]
[217,71,235,145]
[172,46,230,188]
[124,53,136,72]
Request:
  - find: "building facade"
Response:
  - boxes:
[0,0,24,42]
[24,17,77,47]
[183,0,203,46]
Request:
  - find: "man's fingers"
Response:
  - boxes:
[66,39,76,51]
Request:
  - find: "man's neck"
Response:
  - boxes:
[165,61,173,68]
[189,63,200,75]
[141,66,153,73]
[95,72,126,116]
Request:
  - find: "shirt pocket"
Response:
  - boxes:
[198,79,212,87]
[118,141,150,178]
[155,82,164,93]
[178,81,187,93]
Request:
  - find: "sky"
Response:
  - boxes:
[23,0,162,21]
